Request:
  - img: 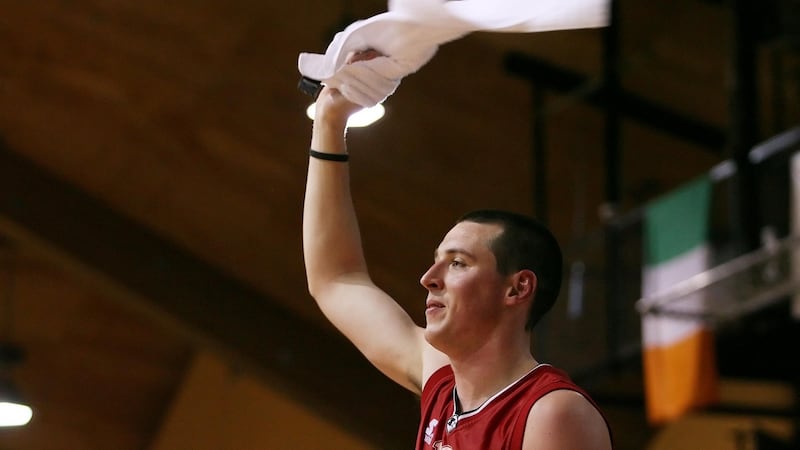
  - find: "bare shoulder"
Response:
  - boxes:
[521,389,612,450]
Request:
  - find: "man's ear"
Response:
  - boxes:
[506,270,537,305]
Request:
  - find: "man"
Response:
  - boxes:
[303,52,612,450]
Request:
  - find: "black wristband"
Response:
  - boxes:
[309,149,349,162]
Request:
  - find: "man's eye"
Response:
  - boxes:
[450,260,465,268]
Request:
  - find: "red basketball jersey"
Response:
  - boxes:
[416,364,607,450]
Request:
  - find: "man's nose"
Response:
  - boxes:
[420,264,442,290]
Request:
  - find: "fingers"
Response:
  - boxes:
[319,49,382,99]
[327,61,400,107]
[316,49,391,111]
[345,49,383,64]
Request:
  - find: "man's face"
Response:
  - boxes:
[420,221,510,355]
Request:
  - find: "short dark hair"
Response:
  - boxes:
[457,210,563,329]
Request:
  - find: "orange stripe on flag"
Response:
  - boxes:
[643,328,719,424]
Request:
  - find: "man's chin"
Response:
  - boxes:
[423,326,447,350]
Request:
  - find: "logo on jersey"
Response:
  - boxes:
[424,419,439,445]
[433,442,453,450]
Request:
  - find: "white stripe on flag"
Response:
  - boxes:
[642,244,711,348]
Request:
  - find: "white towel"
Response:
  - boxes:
[298,0,609,107]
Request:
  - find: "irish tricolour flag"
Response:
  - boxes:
[641,175,719,424]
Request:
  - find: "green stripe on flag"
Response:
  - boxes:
[645,176,712,265]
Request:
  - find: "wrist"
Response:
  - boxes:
[311,118,348,156]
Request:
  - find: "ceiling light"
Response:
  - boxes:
[306,102,385,128]
[0,344,31,427]
[0,378,32,427]
[0,247,31,427]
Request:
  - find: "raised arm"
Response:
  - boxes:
[302,58,430,393]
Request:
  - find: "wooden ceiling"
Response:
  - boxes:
[0,0,795,448]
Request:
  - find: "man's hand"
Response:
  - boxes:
[313,49,383,128]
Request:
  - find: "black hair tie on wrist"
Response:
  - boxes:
[309,149,349,162]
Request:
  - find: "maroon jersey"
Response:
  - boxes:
[416,364,607,450]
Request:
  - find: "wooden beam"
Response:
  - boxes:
[0,140,418,447]
[504,52,727,152]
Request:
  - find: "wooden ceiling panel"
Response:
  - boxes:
[5,254,191,450]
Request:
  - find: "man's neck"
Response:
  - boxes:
[449,351,539,412]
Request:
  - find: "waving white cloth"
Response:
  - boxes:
[298,0,609,107]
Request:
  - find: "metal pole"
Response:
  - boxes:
[602,0,623,368]
[532,87,548,224]
[730,0,761,253]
